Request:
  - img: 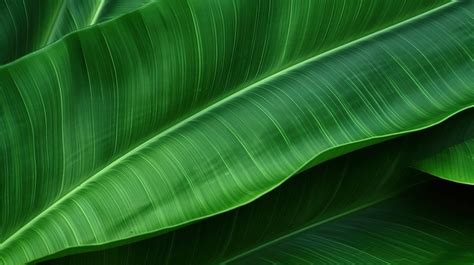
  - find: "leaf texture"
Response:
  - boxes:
[38,109,474,265]
[226,181,474,265]
[0,0,473,263]
[415,139,474,184]
[2,0,449,245]
[0,0,154,64]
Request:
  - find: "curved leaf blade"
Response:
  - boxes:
[1,0,447,245]
[0,0,154,64]
[39,110,474,265]
[415,139,474,184]
[226,181,474,265]
[0,0,473,263]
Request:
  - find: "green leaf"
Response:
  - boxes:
[415,139,474,184]
[38,109,474,265]
[0,0,154,64]
[226,181,474,265]
[1,0,472,263]
[411,107,473,184]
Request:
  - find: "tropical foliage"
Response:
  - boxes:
[0,0,472,264]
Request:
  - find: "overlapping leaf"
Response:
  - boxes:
[0,0,154,64]
[227,181,474,265]
[39,110,474,265]
[0,0,473,264]
[2,0,448,246]
[415,139,474,184]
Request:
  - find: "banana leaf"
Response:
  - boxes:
[0,0,154,64]
[415,139,474,185]
[39,110,474,264]
[1,0,473,264]
[43,181,474,264]
[226,180,474,265]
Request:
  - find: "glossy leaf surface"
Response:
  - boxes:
[1,0,472,264]
[40,110,474,265]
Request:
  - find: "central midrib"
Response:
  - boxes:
[0,0,454,250]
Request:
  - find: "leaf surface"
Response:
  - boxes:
[39,110,474,265]
[226,181,474,265]
[0,0,154,64]
[0,0,472,263]
[415,139,474,184]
